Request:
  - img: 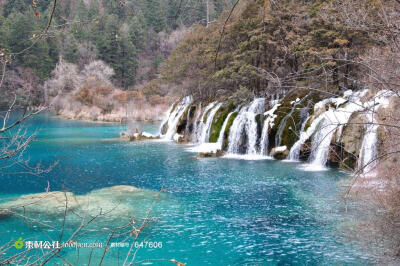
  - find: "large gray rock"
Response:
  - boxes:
[120,131,159,141]
[197,150,224,158]
[270,146,289,160]
[336,113,366,169]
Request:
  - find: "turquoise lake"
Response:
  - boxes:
[0,113,372,265]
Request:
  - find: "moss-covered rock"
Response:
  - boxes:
[222,112,238,150]
[268,89,327,152]
[327,141,358,170]
[255,113,263,139]
[197,150,224,158]
[183,104,198,137]
[209,102,235,143]
[203,107,213,123]
[299,139,312,161]
[176,106,191,135]
[334,112,366,170]
[271,146,289,160]
[303,115,314,132]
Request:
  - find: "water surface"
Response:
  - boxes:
[0,113,371,265]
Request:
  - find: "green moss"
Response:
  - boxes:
[269,89,320,150]
[209,112,229,143]
[222,112,238,150]
[209,103,236,143]
[203,108,212,123]
[304,116,314,131]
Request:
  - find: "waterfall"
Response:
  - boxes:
[227,98,266,155]
[307,90,393,170]
[200,103,223,143]
[217,112,234,149]
[187,103,223,154]
[357,113,379,175]
[357,90,392,175]
[184,105,193,136]
[159,103,175,135]
[191,103,202,142]
[275,97,305,147]
[307,110,343,169]
[288,91,367,170]
[287,91,361,162]
[161,96,193,140]
[193,102,216,143]
[287,115,310,160]
[260,103,281,155]
[159,89,392,171]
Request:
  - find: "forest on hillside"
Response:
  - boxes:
[160,0,399,103]
[0,0,235,107]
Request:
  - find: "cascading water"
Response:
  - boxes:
[200,103,223,143]
[187,103,223,154]
[275,96,307,147]
[357,113,379,175]
[184,105,193,136]
[260,103,280,155]
[357,90,392,175]
[288,90,368,170]
[216,112,234,149]
[193,102,216,143]
[227,98,266,155]
[161,96,193,140]
[159,89,392,175]
[159,103,175,134]
[287,115,310,161]
[191,103,202,142]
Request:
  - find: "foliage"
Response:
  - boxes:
[162,0,373,100]
[0,10,58,80]
[0,0,235,92]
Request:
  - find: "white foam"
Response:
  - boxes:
[299,163,328,172]
[223,153,273,160]
[186,143,221,153]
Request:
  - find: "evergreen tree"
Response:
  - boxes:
[142,0,167,33]
[114,29,138,88]
[95,15,137,88]
[128,11,146,50]
[1,11,57,79]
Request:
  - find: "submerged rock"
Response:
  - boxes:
[0,186,161,222]
[120,130,159,141]
[270,146,289,160]
[197,150,224,158]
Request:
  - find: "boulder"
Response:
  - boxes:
[197,150,224,158]
[120,130,159,141]
[335,113,365,169]
[270,146,289,160]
